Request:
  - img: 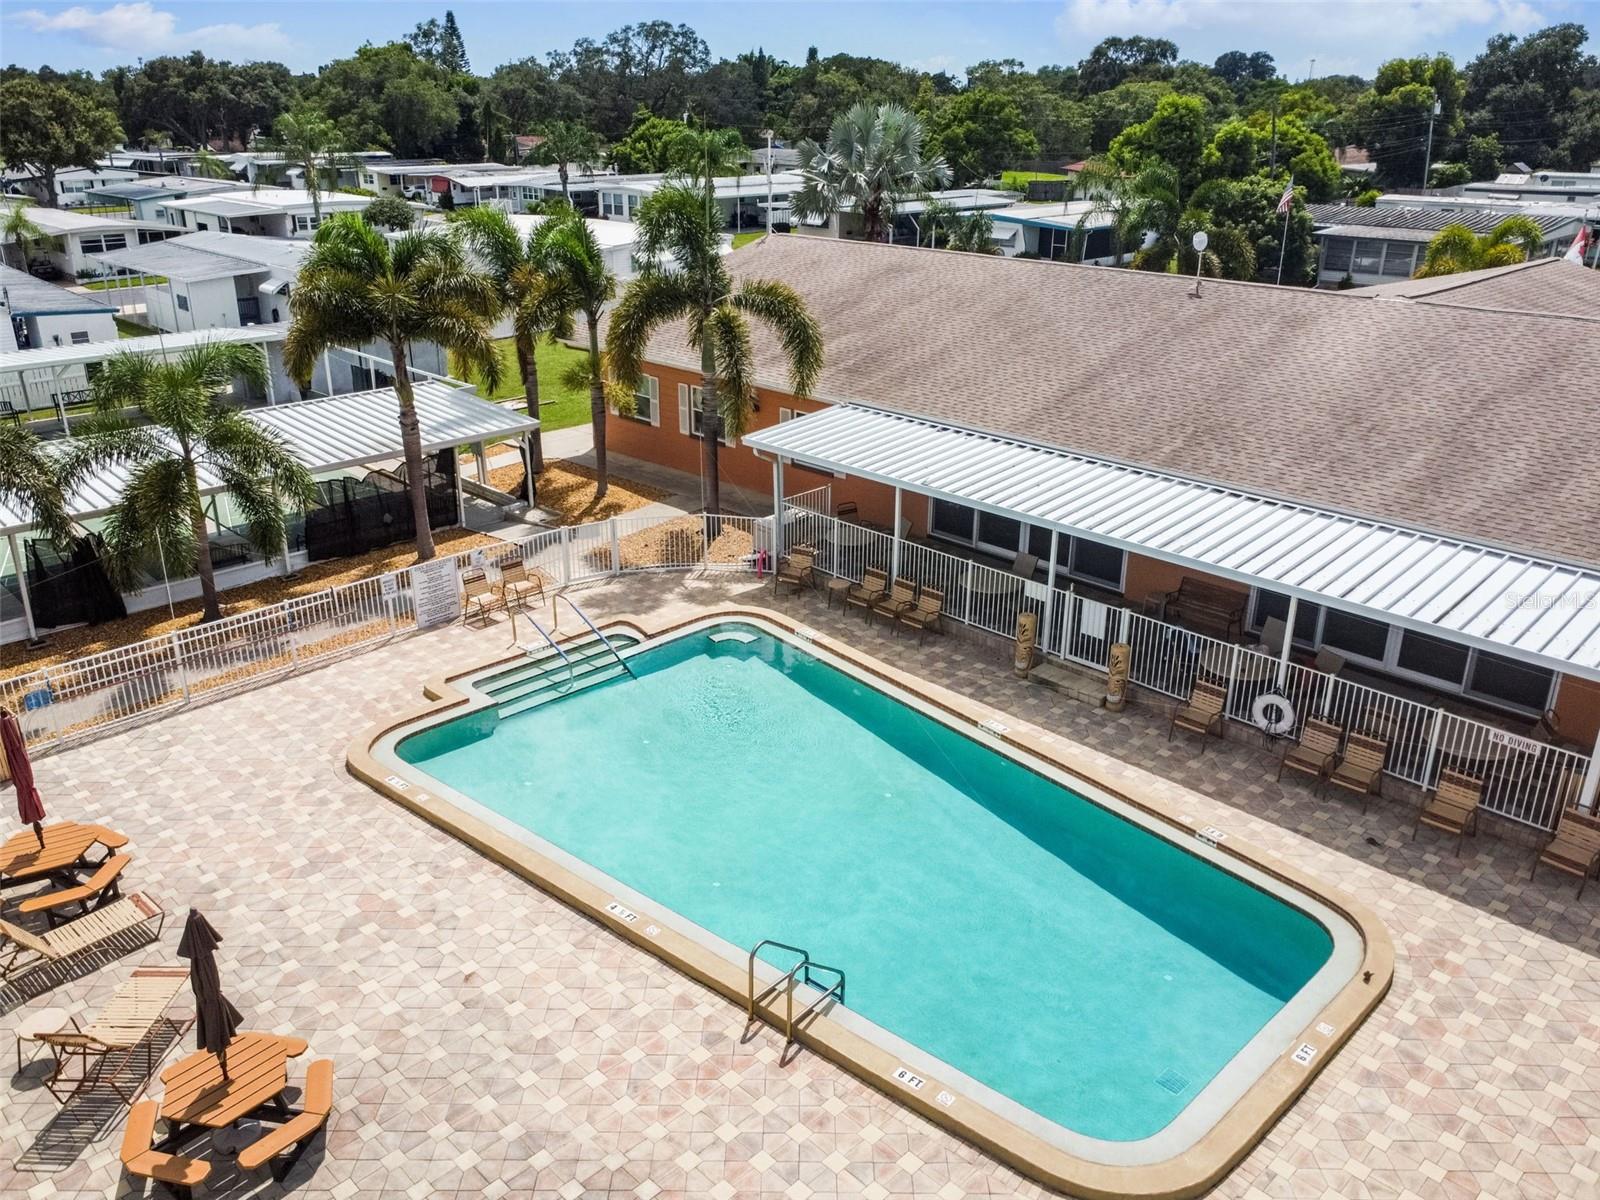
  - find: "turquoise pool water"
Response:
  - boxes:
[398,624,1333,1143]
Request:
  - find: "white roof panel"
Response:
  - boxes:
[0,326,286,377]
[748,405,1600,679]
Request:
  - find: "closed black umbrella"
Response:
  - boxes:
[176,908,243,1079]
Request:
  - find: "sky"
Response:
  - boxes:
[2,0,1588,82]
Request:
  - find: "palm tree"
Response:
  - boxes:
[790,102,950,242]
[1,203,47,271]
[0,422,72,546]
[285,214,501,561]
[921,201,999,254]
[1416,217,1547,278]
[533,122,602,204]
[259,108,351,223]
[63,343,314,622]
[1072,159,1181,268]
[450,205,568,501]
[190,148,237,181]
[608,184,822,514]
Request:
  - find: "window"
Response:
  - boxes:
[293,214,322,233]
[176,293,190,312]
[629,374,658,424]
[1395,629,1470,687]
[1070,537,1124,588]
[1351,240,1383,276]
[976,511,1022,554]
[1467,652,1554,711]
[930,498,974,540]
[78,233,128,254]
[679,384,732,444]
[1251,589,1321,645]
[601,192,628,218]
[1379,242,1415,278]
[1320,609,1390,660]
[924,501,1124,588]
[70,331,91,344]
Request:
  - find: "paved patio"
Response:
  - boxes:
[3,572,1598,1199]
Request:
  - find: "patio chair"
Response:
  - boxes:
[773,546,816,595]
[17,853,131,925]
[120,1098,211,1200]
[36,965,191,1104]
[897,585,945,645]
[1258,616,1287,657]
[1413,769,1483,855]
[1326,731,1388,811]
[1011,551,1039,580]
[237,1058,334,1183]
[1168,680,1228,752]
[872,577,917,628]
[1529,787,1600,899]
[460,567,502,624]
[844,568,888,618]
[835,501,858,520]
[1277,718,1343,784]
[0,892,164,982]
[495,558,546,609]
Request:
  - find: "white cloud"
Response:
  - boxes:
[1056,0,1549,73]
[14,2,291,60]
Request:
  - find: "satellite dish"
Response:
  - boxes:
[1191,231,1209,253]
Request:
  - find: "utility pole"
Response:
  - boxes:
[1421,92,1442,189]
[762,128,774,235]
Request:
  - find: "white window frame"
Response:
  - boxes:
[627,374,659,425]
[924,498,1126,591]
[678,383,733,445]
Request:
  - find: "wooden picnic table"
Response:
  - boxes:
[159,1032,309,1133]
[0,821,123,888]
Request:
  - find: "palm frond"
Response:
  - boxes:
[0,424,72,545]
[730,279,823,399]
[605,272,700,390]
[705,305,757,436]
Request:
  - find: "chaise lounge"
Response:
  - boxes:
[0,892,165,983]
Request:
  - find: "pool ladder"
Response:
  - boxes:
[553,595,634,679]
[746,939,846,1049]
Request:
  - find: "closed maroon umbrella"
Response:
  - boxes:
[1,709,45,849]
[177,908,243,1079]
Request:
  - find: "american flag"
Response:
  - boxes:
[1276,177,1295,215]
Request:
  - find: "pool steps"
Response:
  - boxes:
[486,631,640,717]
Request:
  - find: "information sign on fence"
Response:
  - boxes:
[412,558,461,629]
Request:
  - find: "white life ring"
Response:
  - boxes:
[1252,693,1296,737]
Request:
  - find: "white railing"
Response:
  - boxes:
[4,509,1590,833]
[784,484,832,515]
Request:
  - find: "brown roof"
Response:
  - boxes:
[1352,257,1600,316]
[631,235,1600,566]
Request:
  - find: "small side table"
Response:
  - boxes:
[15,1006,68,1073]
[825,578,853,610]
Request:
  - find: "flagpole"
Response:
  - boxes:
[1275,176,1294,285]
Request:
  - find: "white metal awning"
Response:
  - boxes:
[0,326,287,377]
[0,381,537,536]
[746,405,1600,681]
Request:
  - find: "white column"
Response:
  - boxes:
[7,533,39,643]
[1042,529,1060,658]
[772,457,785,556]
[52,365,70,435]
[1277,595,1298,688]
[890,487,902,583]
[321,352,333,397]
[1579,727,1600,813]
[262,346,276,404]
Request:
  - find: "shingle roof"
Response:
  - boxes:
[629,235,1600,566]
[1307,203,1575,237]
[1351,257,1600,316]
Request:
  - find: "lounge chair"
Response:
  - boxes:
[1277,718,1343,784]
[120,1098,210,1200]
[897,585,945,645]
[237,1058,334,1183]
[844,567,888,618]
[1012,551,1039,580]
[460,567,501,624]
[773,546,816,595]
[1530,793,1600,899]
[1413,769,1482,855]
[1326,731,1388,810]
[36,964,191,1104]
[0,892,164,982]
[18,853,131,924]
[1168,680,1228,752]
[872,577,917,628]
[495,558,546,609]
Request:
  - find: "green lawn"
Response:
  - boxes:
[465,339,594,433]
[731,231,764,249]
[115,317,159,338]
[1000,170,1069,190]
[85,274,165,289]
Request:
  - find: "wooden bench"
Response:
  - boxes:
[18,853,131,924]
[120,1098,211,1199]
[1163,577,1248,641]
[237,1058,334,1182]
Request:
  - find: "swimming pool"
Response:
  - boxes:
[361,614,1381,1192]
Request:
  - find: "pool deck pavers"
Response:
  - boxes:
[2,572,1598,1199]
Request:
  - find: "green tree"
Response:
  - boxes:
[0,81,123,207]
[1465,133,1503,181]
[1083,80,1173,151]
[0,423,72,548]
[362,195,416,231]
[1212,51,1277,92]
[1415,217,1547,278]
[790,102,950,242]
[533,121,603,202]
[1350,54,1465,186]
[1465,24,1596,169]
[929,89,1039,181]
[1202,114,1341,200]
[1429,161,1472,188]
[1190,175,1315,283]
[312,43,460,157]
[1,203,47,272]
[609,110,694,173]
[1075,36,1179,96]
[286,215,501,560]
[537,213,622,498]
[921,202,999,254]
[608,183,822,514]
[65,343,315,623]
[1109,93,1209,200]
[258,107,351,222]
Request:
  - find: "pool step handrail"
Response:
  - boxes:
[554,595,634,678]
[747,938,846,1047]
[517,615,576,691]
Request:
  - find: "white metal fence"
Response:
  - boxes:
[4,509,1590,832]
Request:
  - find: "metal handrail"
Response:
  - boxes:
[554,594,634,677]
[517,614,575,689]
[747,938,846,1046]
